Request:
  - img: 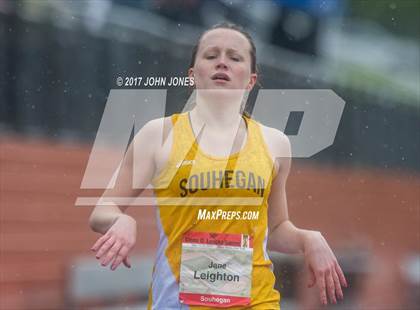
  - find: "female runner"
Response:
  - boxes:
[89,23,347,309]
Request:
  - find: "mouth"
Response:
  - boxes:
[211,72,230,82]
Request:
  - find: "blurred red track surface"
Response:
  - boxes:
[1,136,419,309]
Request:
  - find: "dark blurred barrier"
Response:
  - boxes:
[0,11,419,172]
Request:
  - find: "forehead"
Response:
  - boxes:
[198,28,251,53]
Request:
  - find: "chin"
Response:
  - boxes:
[196,88,246,103]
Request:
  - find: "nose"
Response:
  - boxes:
[215,54,228,70]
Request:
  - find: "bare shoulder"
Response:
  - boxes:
[259,123,291,159]
[132,116,173,155]
[134,116,172,140]
[140,116,172,135]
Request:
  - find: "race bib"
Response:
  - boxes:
[179,231,253,307]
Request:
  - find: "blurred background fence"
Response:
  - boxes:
[1,0,419,171]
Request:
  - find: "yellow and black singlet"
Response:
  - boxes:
[148,112,280,309]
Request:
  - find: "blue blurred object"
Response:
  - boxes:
[272,0,343,16]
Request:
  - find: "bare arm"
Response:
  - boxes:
[266,129,347,305]
[88,118,167,271]
[266,130,306,253]
[88,120,157,234]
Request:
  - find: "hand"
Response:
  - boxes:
[90,214,137,271]
[303,231,347,305]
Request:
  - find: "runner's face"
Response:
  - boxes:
[189,29,257,90]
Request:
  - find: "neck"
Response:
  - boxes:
[191,89,248,128]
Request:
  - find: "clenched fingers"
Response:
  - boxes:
[111,245,131,270]
[317,273,328,305]
[95,235,116,259]
[101,240,123,266]
[332,268,343,300]
[325,269,336,304]
[123,256,131,268]
[91,234,111,252]
[335,261,348,288]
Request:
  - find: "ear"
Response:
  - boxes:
[246,73,257,91]
[188,68,194,79]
